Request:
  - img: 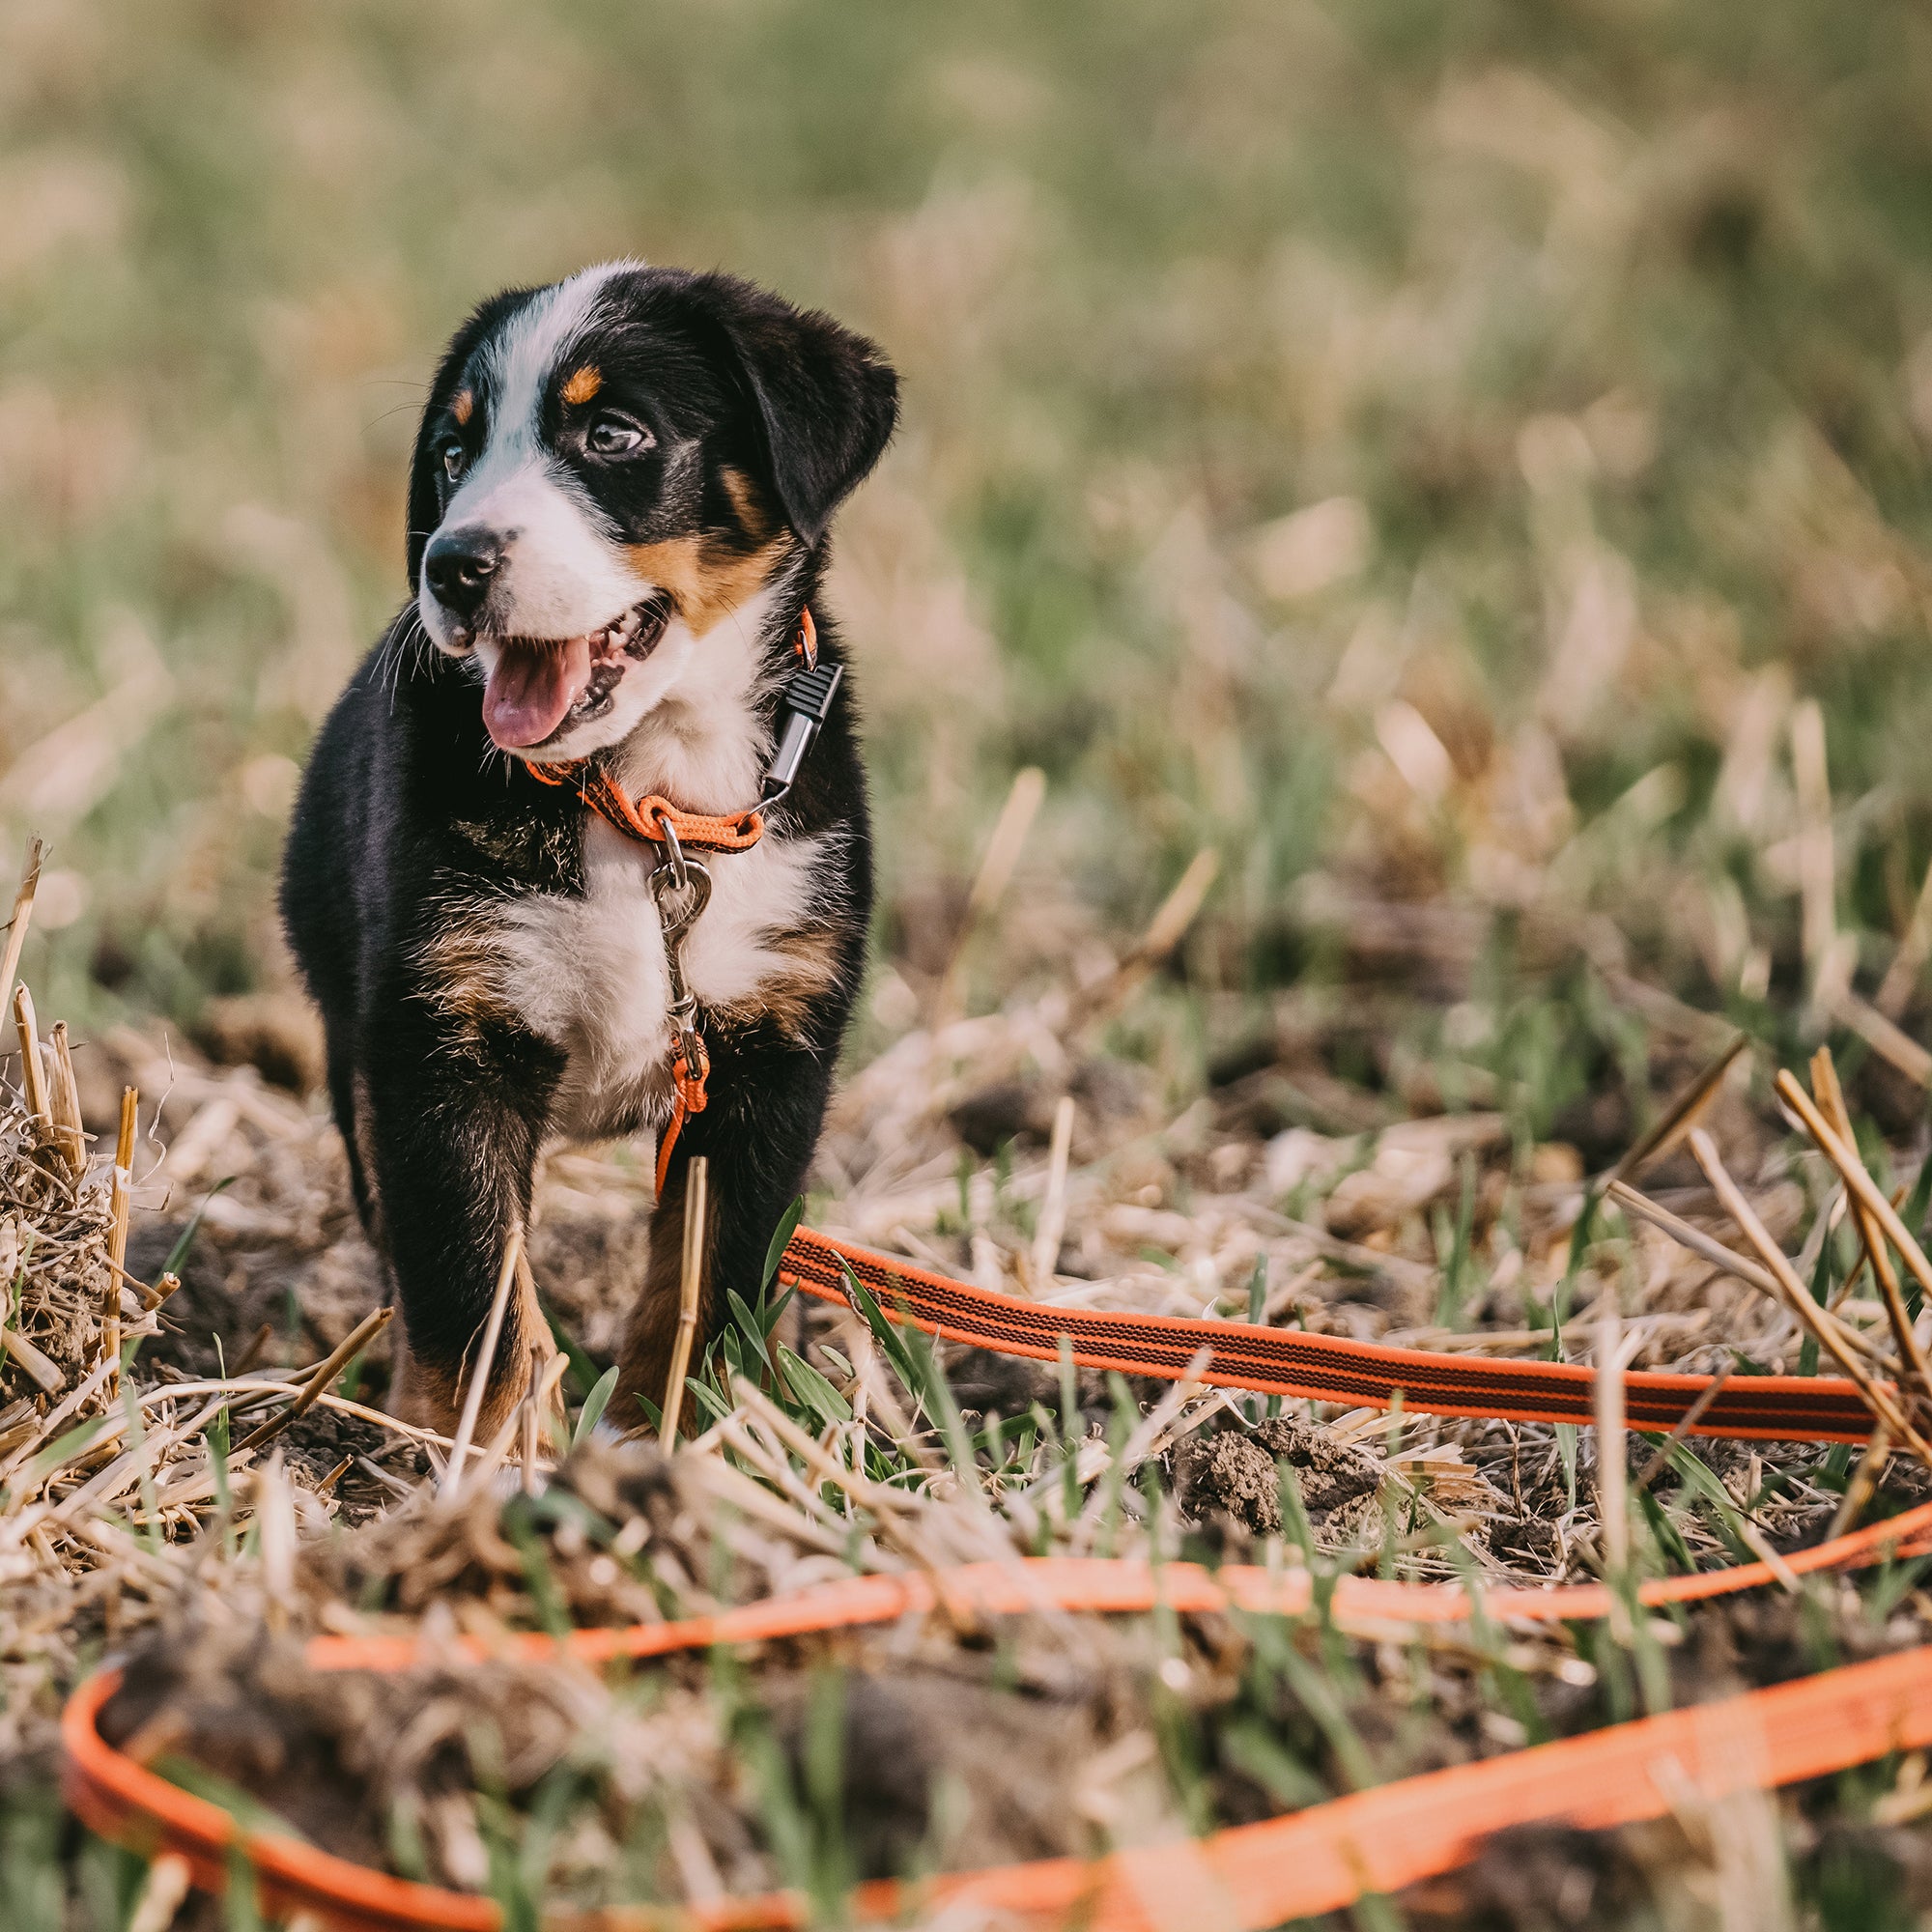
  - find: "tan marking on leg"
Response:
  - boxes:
[390,1331,462,1434]
[351,1070,386,1248]
[613,1168,717,1438]
[395,1294,537,1444]
[561,364,602,406]
[626,533,796,638]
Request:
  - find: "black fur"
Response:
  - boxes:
[282,267,894,1432]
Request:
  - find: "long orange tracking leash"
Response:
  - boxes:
[64,1517,1932,1932]
[66,639,1927,1922]
[524,611,1881,1446]
[779,1225,1880,1440]
[62,1208,1932,1927]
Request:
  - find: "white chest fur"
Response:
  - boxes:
[477,816,831,1140]
[432,584,840,1137]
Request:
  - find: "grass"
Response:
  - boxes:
[13,2,1932,1925]
[5,0,1932,1061]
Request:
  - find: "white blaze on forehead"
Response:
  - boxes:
[423,260,646,645]
[474,260,637,472]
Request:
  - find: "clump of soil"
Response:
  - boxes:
[1176,1416,1384,1542]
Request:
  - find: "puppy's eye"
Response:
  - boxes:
[586,414,651,457]
[440,439,468,483]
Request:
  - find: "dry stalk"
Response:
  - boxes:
[126,1852,191,1932]
[1687,1128,1930,1462]
[1880,849,1932,1017]
[1736,1517,1804,1595]
[515,1245,569,1435]
[441,1224,524,1496]
[719,1413,852,1537]
[2,1325,63,1393]
[235,1304,393,1455]
[1069,847,1219,1036]
[1028,1094,1076,1292]
[1594,1307,1644,1643]
[46,1022,84,1179]
[1606,1182,1788,1309]
[1830,986,1932,1089]
[1809,1047,1932,1391]
[105,1086,136,1381]
[0,836,42,1022]
[731,1377,923,1537]
[693,1451,857,1561]
[662,1155,707,1442]
[1828,1421,1893,1542]
[462,1394,531,1496]
[1776,1067,1932,1336]
[1607,1033,1748,1187]
[257,1448,296,1632]
[931,764,1045,1026]
[520,1383,541,1496]
[1791,698,1839,1003]
[0,1356,122,1489]
[13,983,50,1124]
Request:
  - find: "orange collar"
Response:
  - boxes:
[526,608,823,857]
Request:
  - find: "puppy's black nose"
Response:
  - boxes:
[424,527,505,618]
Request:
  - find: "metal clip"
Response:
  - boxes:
[651,853,711,1005]
[761,661,844,808]
[656,810,689,889]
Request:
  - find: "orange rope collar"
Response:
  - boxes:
[524,765,766,856]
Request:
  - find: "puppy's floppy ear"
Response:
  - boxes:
[693,273,899,546]
[405,288,536,583]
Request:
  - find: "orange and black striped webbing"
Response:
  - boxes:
[779,1227,1879,1442]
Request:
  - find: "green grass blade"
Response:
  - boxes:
[572,1365,620,1449]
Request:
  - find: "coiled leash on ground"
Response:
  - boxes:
[71,635,1923,1923]
[64,1228,1930,1930]
[65,1520,1932,1932]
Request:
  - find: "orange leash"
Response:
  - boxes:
[60,1217,1921,1925]
[67,1524,1932,1932]
[778,1226,1880,1441]
[656,1033,709,1195]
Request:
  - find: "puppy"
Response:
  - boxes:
[281,262,896,1435]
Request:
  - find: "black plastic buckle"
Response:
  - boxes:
[762,661,843,805]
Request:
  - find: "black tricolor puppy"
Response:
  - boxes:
[281,262,895,1434]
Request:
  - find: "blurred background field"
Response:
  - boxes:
[8,0,1932,1124]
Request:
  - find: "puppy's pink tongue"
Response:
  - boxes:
[483,635,592,749]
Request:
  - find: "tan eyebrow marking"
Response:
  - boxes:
[450,387,474,426]
[561,364,602,406]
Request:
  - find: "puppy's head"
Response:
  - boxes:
[409,263,897,758]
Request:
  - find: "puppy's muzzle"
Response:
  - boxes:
[423,526,508,624]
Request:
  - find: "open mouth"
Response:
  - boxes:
[475,594,672,751]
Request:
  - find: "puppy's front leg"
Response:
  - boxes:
[615,1027,836,1435]
[363,987,561,1436]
